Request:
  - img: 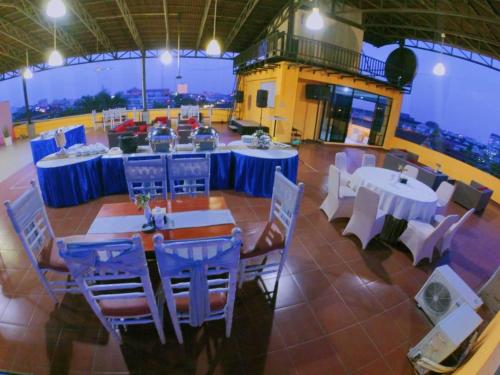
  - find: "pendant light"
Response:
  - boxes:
[160,0,173,65]
[206,0,221,56]
[306,2,324,31]
[48,22,64,67]
[46,0,66,19]
[433,33,446,76]
[22,51,33,80]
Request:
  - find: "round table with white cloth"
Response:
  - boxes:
[351,167,438,222]
[227,140,298,159]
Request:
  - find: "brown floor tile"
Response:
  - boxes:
[244,350,295,375]
[275,304,323,347]
[384,342,414,375]
[336,284,384,321]
[293,269,336,302]
[361,311,408,354]
[365,279,409,309]
[332,239,364,262]
[352,358,391,375]
[0,295,39,325]
[306,243,344,268]
[322,263,363,292]
[262,275,305,309]
[289,337,347,375]
[309,290,357,334]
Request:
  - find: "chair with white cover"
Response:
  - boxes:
[167,154,210,199]
[57,235,166,344]
[238,166,304,302]
[361,153,376,167]
[320,165,356,221]
[153,228,242,344]
[402,164,419,179]
[399,214,459,265]
[335,152,352,186]
[342,187,387,249]
[435,181,456,215]
[123,154,167,201]
[4,181,79,303]
[434,208,474,255]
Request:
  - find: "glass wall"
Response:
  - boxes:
[318,85,392,146]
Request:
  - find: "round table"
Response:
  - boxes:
[228,140,299,197]
[36,154,103,207]
[352,167,438,222]
[30,125,86,164]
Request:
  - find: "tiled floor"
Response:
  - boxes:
[0,125,498,374]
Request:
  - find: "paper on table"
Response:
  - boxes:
[88,209,235,234]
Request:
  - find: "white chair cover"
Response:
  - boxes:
[4,181,79,303]
[167,154,210,199]
[335,152,352,186]
[436,208,474,254]
[58,235,165,344]
[154,228,241,343]
[400,214,459,265]
[320,165,356,221]
[361,153,376,167]
[402,164,419,179]
[343,186,386,249]
[435,181,456,215]
[123,155,167,200]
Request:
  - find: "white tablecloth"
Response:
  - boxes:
[36,154,101,168]
[352,167,438,222]
[227,140,297,160]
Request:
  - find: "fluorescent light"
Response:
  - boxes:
[433,62,446,76]
[206,39,221,57]
[22,67,33,79]
[46,0,66,18]
[48,50,64,67]
[160,49,173,65]
[306,7,324,31]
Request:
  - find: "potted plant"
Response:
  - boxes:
[2,127,12,146]
[134,193,152,227]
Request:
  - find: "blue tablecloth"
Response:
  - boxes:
[101,152,232,195]
[232,153,299,197]
[30,125,86,164]
[37,156,103,207]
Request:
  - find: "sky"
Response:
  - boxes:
[0,43,499,144]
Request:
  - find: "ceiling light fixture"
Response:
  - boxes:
[433,33,446,76]
[160,0,172,65]
[206,0,221,57]
[46,0,66,19]
[48,22,64,67]
[306,5,324,31]
[23,51,33,79]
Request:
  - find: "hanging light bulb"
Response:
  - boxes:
[48,50,64,66]
[306,7,324,30]
[433,33,446,76]
[46,0,66,18]
[23,51,33,79]
[206,0,221,56]
[160,49,173,65]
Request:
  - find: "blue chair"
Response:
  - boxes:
[123,154,167,200]
[167,154,210,199]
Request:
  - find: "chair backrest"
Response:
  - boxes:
[436,181,456,206]
[352,186,380,224]
[426,214,459,247]
[327,165,341,198]
[442,208,475,249]
[361,153,376,168]
[403,164,419,179]
[58,236,159,320]
[269,166,305,249]
[123,155,167,200]
[167,154,210,199]
[335,152,348,173]
[153,228,242,327]
[4,181,54,262]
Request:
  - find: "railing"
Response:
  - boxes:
[234,32,412,92]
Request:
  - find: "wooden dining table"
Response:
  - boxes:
[80,196,235,252]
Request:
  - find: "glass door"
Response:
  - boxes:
[368,96,392,146]
[319,85,354,142]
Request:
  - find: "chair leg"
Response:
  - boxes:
[238,260,246,289]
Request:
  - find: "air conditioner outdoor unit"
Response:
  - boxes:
[415,265,482,324]
[408,303,482,375]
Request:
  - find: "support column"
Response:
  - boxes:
[286,0,295,52]
[141,51,149,122]
[22,77,35,138]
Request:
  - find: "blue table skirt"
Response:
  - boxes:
[232,153,299,197]
[37,157,103,207]
[101,152,232,196]
[30,125,86,164]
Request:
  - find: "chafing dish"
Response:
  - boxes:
[149,126,176,153]
[191,126,219,151]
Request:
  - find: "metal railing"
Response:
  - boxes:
[234,32,412,92]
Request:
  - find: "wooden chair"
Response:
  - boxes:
[167,154,210,199]
[58,235,166,344]
[153,228,242,344]
[123,154,168,200]
[4,181,79,303]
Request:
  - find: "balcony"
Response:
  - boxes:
[234,32,412,93]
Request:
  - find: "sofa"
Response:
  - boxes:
[452,180,493,214]
[107,120,150,148]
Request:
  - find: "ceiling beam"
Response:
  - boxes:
[225,0,261,50]
[195,0,212,51]
[115,0,144,51]
[66,0,114,51]
[0,16,43,53]
[0,43,25,64]
[4,0,87,56]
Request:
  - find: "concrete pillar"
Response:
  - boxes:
[22,77,35,138]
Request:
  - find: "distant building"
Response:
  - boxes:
[123,88,172,109]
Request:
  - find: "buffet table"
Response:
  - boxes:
[30,125,86,163]
[228,141,299,197]
[36,154,103,207]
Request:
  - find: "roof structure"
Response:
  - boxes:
[0,0,498,75]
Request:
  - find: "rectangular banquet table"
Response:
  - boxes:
[30,125,86,163]
[84,196,235,252]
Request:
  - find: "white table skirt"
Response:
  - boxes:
[352,167,438,222]
[227,140,297,159]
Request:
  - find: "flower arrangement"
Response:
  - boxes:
[134,193,151,210]
[252,130,271,149]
